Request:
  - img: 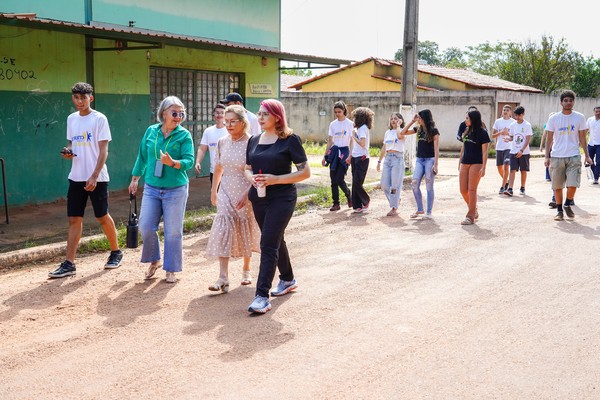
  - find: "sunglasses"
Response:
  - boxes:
[170,111,185,118]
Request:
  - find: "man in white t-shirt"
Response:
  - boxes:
[544,90,592,221]
[220,92,260,136]
[504,106,532,197]
[491,105,515,194]
[49,82,122,278]
[195,104,228,183]
[586,106,600,184]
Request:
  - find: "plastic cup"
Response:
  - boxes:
[256,183,266,198]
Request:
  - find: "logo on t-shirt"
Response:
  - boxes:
[557,125,576,134]
[334,130,347,137]
[72,131,93,145]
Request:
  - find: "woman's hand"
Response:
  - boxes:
[376,161,381,172]
[210,190,217,206]
[432,164,438,175]
[479,166,486,177]
[321,157,327,167]
[128,177,139,195]
[194,162,201,175]
[160,150,175,167]
[235,196,248,210]
[254,173,278,187]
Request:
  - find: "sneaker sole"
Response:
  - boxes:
[48,271,76,278]
[104,264,121,270]
[271,284,298,297]
[554,215,564,221]
[564,210,575,218]
[248,304,272,314]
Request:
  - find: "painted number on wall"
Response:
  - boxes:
[0,56,37,80]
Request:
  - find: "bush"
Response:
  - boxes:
[530,126,543,148]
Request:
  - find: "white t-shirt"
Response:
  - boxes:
[328,118,353,147]
[383,129,405,153]
[200,125,228,173]
[508,120,533,155]
[351,125,370,158]
[67,109,111,182]
[492,117,515,151]
[546,111,587,158]
[587,116,600,146]
[246,110,260,136]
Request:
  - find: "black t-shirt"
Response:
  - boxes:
[461,128,491,164]
[456,121,466,142]
[246,133,308,200]
[416,128,439,158]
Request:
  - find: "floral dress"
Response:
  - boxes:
[205,134,260,257]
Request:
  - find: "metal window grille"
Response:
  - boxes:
[149,67,241,145]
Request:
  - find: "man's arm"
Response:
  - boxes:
[194,144,209,174]
[85,140,108,191]
[579,129,593,164]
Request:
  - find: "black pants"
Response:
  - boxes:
[330,166,350,205]
[351,156,370,209]
[251,195,296,298]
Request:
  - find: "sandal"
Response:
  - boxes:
[144,262,161,280]
[386,208,398,217]
[460,217,474,225]
[241,271,252,285]
[410,211,424,219]
[208,277,229,293]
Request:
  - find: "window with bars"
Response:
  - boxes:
[149,67,242,146]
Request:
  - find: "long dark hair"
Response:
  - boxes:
[417,109,436,142]
[463,110,483,140]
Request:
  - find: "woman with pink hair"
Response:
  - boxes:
[244,99,311,314]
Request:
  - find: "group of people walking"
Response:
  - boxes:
[49,82,596,314]
[50,84,308,315]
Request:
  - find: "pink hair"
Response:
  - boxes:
[260,99,292,138]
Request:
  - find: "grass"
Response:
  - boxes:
[303,140,382,158]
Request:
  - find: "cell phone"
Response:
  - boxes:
[60,149,77,156]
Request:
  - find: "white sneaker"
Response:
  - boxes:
[165,272,177,283]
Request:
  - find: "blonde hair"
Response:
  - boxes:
[224,105,250,136]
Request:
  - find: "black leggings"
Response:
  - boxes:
[351,156,370,209]
[251,195,296,298]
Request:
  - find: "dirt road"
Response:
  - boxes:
[1,157,599,399]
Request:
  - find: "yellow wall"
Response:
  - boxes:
[417,71,468,91]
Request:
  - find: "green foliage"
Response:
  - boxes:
[464,41,509,76]
[530,126,543,148]
[497,35,582,94]
[281,68,313,77]
[395,40,441,65]
[572,57,600,98]
[303,141,327,155]
[441,47,468,69]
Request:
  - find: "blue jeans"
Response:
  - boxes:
[412,157,435,214]
[139,183,189,272]
[588,144,600,181]
[380,152,404,209]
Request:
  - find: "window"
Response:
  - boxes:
[150,67,242,145]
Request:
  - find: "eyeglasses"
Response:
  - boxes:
[170,111,185,118]
[224,119,240,126]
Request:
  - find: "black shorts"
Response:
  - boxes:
[495,149,511,166]
[67,180,109,218]
[510,154,530,172]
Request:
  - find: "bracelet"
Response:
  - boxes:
[172,161,176,167]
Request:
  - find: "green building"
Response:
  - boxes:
[0,0,349,206]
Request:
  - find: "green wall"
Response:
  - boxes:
[0,23,279,206]
[1,0,280,48]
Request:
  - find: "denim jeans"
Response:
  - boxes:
[380,152,404,209]
[139,183,189,272]
[412,157,435,214]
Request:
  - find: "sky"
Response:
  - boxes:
[280,0,599,65]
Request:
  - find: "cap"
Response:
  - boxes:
[219,92,243,104]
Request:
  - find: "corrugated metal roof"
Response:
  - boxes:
[291,57,543,93]
[0,13,353,67]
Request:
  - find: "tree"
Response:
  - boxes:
[464,42,509,77]
[572,57,600,98]
[496,35,582,94]
[394,40,441,65]
[441,47,468,69]
[280,68,313,77]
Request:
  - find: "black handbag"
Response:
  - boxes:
[126,193,139,249]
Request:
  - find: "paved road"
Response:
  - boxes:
[1,157,599,399]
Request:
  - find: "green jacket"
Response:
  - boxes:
[132,123,194,188]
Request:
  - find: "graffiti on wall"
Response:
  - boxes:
[0,56,38,81]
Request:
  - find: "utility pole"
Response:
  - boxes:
[400,0,419,171]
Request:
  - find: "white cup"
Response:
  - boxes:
[256,183,266,198]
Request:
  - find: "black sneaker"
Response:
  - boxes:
[504,188,513,197]
[564,205,575,219]
[49,260,76,278]
[105,250,124,269]
[548,201,557,209]
[519,187,526,195]
[554,211,564,221]
[499,186,505,195]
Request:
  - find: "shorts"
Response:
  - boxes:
[67,180,109,218]
[550,156,581,189]
[496,149,511,166]
[510,154,530,172]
